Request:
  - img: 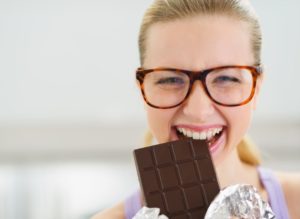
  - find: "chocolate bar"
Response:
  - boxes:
[134,139,220,219]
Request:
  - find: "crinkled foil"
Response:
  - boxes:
[204,184,276,219]
[132,207,168,219]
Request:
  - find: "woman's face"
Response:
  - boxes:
[142,15,262,165]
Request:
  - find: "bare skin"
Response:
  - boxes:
[276,172,300,219]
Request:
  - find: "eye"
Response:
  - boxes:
[213,75,241,84]
[156,77,185,85]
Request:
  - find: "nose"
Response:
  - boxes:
[182,81,215,121]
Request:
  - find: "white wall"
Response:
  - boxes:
[251,0,300,120]
[0,0,300,125]
[0,0,150,124]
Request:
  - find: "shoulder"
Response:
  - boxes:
[276,171,300,202]
[275,171,300,219]
[91,202,126,219]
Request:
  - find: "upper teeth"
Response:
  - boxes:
[177,127,222,140]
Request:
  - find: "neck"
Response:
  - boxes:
[214,149,268,201]
[215,148,259,189]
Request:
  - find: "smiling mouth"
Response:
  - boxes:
[175,127,224,147]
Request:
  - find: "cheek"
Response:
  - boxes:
[225,104,254,146]
[146,105,176,143]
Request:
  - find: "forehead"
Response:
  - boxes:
[144,15,253,70]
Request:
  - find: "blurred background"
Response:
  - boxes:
[0,0,299,218]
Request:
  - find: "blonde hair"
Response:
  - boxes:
[138,0,262,65]
[138,0,262,165]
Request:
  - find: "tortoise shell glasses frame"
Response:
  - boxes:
[136,65,263,109]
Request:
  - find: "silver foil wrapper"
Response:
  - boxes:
[204,184,276,219]
[132,207,168,219]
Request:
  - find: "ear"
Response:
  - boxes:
[252,72,264,110]
[136,79,143,98]
[136,79,147,109]
[136,79,141,87]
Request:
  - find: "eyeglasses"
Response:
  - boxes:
[136,65,263,109]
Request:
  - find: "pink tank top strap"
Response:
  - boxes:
[258,166,290,219]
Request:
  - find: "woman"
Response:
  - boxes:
[93,0,300,218]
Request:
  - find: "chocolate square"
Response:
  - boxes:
[153,145,173,165]
[196,159,216,181]
[164,190,185,213]
[177,162,198,185]
[172,140,193,161]
[141,169,160,193]
[158,166,179,189]
[184,186,205,209]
